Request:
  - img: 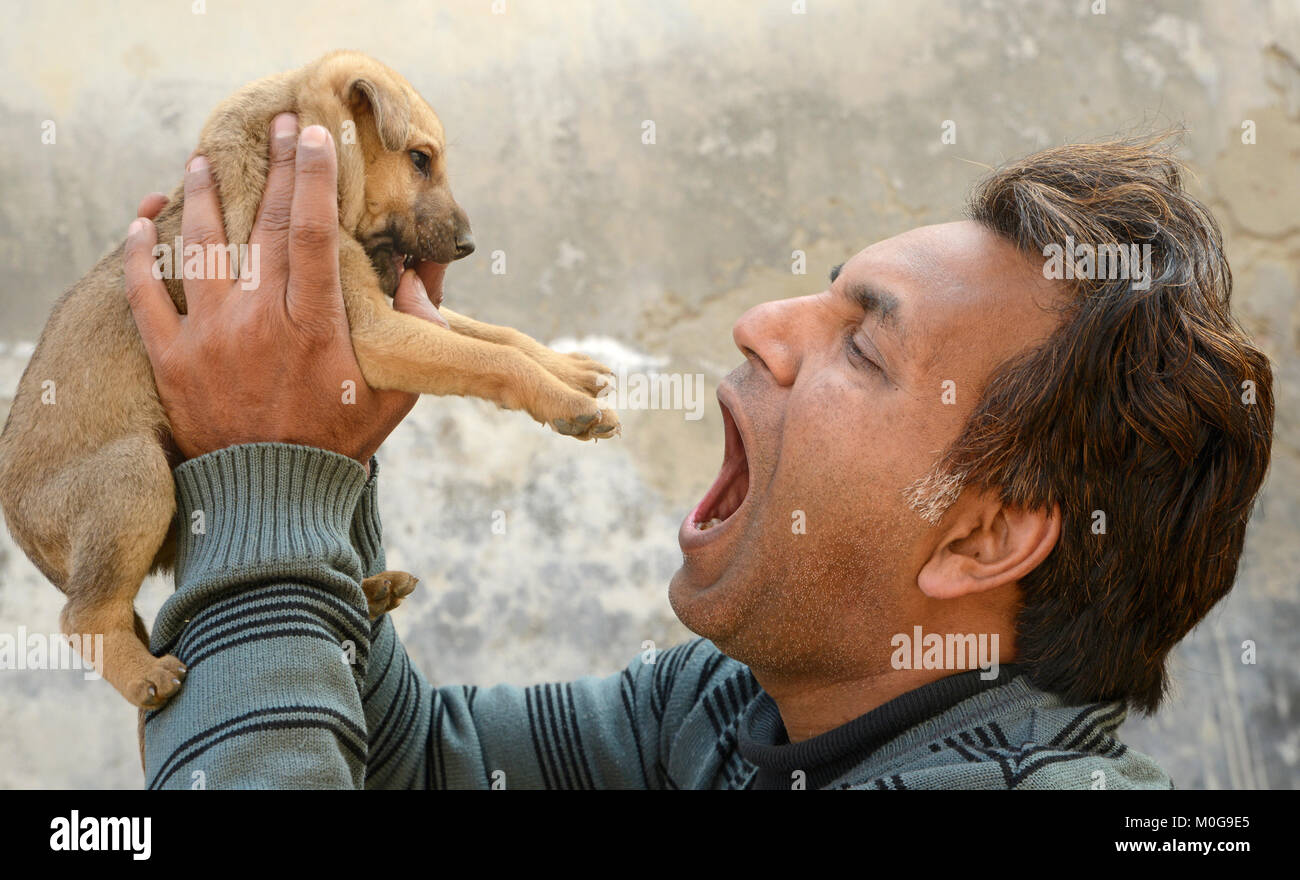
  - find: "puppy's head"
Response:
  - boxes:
[325,57,474,301]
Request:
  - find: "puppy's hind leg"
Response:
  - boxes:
[46,435,187,709]
[361,570,418,619]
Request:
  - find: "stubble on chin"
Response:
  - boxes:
[672,524,906,681]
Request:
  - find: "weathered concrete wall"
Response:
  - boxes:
[0,0,1296,789]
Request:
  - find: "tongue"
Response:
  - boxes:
[414,261,448,308]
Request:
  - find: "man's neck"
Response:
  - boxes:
[755,667,954,742]
[753,629,1017,742]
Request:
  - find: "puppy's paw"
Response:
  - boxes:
[543,351,614,398]
[553,406,621,441]
[130,655,187,710]
[362,570,419,619]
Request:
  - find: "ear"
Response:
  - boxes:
[916,487,1060,600]
[347,75,410,152]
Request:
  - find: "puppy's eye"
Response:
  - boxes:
[409,150,431,176]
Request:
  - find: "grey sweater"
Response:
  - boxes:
[142,442,1172,790]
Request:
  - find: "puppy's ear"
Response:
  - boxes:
[347,76,410,152]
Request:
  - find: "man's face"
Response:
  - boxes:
[670,220,1065,679]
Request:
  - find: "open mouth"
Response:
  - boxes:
[690,397,750,532]
[392,252,417,275]
[367,239,446,307]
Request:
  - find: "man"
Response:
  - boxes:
[123,115,1273,789]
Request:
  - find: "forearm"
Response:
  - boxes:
[142,445,724,790]
[353,463,734,789]
[143,443,374,789]
[348,459,445,788]
[362,622,733,790]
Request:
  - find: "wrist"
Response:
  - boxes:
[169,442,368,573]
[174,432,372,473]
[154,442,372,655]
[351,455,386,577]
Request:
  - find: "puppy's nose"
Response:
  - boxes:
[454,231,475,259]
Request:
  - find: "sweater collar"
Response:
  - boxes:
[736,664,1024,789]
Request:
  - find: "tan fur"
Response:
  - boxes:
[0,52,619,719]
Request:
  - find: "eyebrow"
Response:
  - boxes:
[830,263,904,335]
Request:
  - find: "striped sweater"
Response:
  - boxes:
[142,443,1173,790]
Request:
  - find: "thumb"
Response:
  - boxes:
[393,268,449,329]
[123,217,181,364]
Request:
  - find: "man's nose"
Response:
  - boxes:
[732,297,803,386]
[452,206,475,260]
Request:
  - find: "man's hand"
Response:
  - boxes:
[124,114,444,472]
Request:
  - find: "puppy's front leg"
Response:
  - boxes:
[439,307,613,399]
[353,312,618,439]
[340,256,618,440]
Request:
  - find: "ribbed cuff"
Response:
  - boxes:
[351,456,387,577]
[152,443,371,654]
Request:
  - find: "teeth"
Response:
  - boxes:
[696,518,723,531]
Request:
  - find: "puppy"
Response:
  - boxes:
[0,51,619,711]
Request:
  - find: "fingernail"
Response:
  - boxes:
[187,154,208,175]
[128,217,148,236]
[300,125,327,148]
[272,112,298,141]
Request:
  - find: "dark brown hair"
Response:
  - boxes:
[939,133,1274,712]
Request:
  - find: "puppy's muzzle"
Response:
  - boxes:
[454,229,475,259]
[451,209,475,260]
